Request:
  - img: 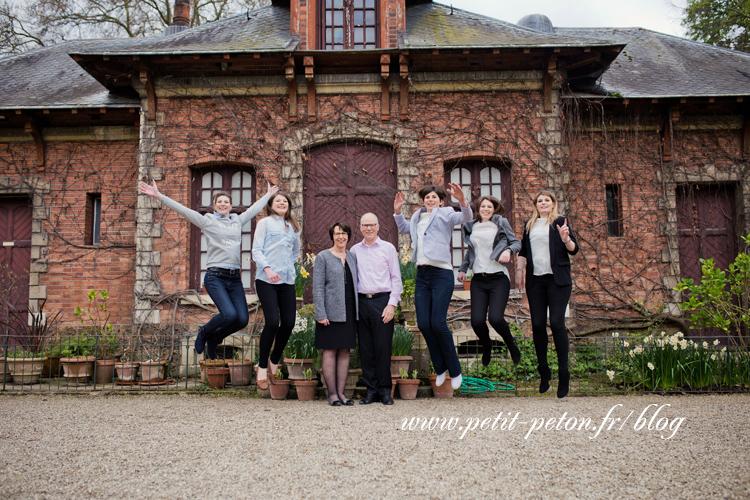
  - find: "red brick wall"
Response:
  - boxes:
[0,140,138,326]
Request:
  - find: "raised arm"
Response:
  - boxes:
[239,182,279,225]
[140,179,207,229]
[139,180,163,201]
[393,192,411,234]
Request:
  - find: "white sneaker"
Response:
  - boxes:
[451,374,463,390]
[435,371,447,386]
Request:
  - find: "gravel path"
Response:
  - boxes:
[1,393,749,499]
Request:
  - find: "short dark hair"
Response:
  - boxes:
[418,185,448,201]
[212,191,232,205]
[329,222,352,241]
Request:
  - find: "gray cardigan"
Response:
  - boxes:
[313,249,359,322]
[458,215,521,273]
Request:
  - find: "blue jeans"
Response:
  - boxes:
[202,269,249,342]
[415,265,461,377]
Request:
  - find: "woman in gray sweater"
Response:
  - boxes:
[138,179,277,359]
[313,222,358,406]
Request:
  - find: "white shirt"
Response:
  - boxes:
[470,222,507,277]
[530,219,553,276]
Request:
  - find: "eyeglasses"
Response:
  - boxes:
[333,232,348,237]
[360,224,378,228]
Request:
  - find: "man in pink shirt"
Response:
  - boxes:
[351,213,403,405]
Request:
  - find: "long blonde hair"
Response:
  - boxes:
[525,190,560,232]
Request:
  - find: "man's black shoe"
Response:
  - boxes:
[359,392,380,405]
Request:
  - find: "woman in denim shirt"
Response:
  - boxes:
[252,192,301,389]
[394,183,472,391]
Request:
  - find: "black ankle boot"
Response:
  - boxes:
[557,370,570,398]
[481,342,492,367]
[508,340,521,365]
[538,364,552,394]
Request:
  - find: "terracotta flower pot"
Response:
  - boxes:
[42,355,60,378]
[463,280,471,291]
[293,379,318,401]
[94,359,118,384]
[7,357,47,385]
[140,360,168,382]
[401,308,417,325]
[268,379,291,400]
[390,355,413,378]
[114,361,140,382]
[226,359,253,386]
[206,367,230,389]
[397,378,420,400]
[60,356,95,383]
[429,374,454,398]
[199,359,227,383]
[283,358,315,380]
[391,378,398,399]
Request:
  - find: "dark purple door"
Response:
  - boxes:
[303,142,397,255]
[676,184,737,338]
[0,197,32,345]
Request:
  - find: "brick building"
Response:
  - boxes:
[0,0,748,332]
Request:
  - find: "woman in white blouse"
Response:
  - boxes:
[457,196,521,367]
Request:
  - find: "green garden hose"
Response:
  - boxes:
[459,376,515,393]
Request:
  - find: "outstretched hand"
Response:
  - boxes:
[445,181,468,207]
[394,192,405,215]
[138,180,162,200]
[266,182,279,198]
[556,218,571,243]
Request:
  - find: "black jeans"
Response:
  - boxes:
[255,280,297,369]
[470,272,513,347]
[526,274,571,373]
[357,293,394,397]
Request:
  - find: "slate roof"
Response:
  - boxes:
[558,27,750,98]
[403,2,617,50]
[0,40,139,109]
[71,5,296,56]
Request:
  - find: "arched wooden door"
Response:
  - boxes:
[303,142,397,255]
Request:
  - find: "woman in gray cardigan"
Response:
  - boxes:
[313,222,358,406]
[457,196,521,367]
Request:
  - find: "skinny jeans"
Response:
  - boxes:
[470,272,514,347]
[415,265,461,377]
[255,280,297,369]
[526,273,571,373]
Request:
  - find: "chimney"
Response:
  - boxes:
[164,0,190,36]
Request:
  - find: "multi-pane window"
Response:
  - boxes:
[320,0,378,50]
[444,160,513,286]
[190,167,257,291]
[606,184,623,237]
[85,193,101,245]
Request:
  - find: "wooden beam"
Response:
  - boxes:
[139,65,157,121]
[743,114,750,157]
[399,54,409,120]
[24,117,44,169]
[380,54,390,121]
[285,57,297,122]
[544,56,557,113]
[304,56,315,122]
[662,108,673,162]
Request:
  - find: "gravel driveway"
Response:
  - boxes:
[1,393,748,499]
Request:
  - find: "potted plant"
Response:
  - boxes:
[428,363,453,398]
[391,324,414,378]
[462,271,473,291]
[399,247,417,324]
[268,365,291,400]
[0,301,61,384]
[293,368,318,401]
[205,364,230,389]
[397,369,420,400]
[72,290,120,385]
[140,359,168,382]
[283,314,318,380]
[114,359,140,383]
[5,348,47,385]
[59,335,96,383]
[226,351,253,386]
